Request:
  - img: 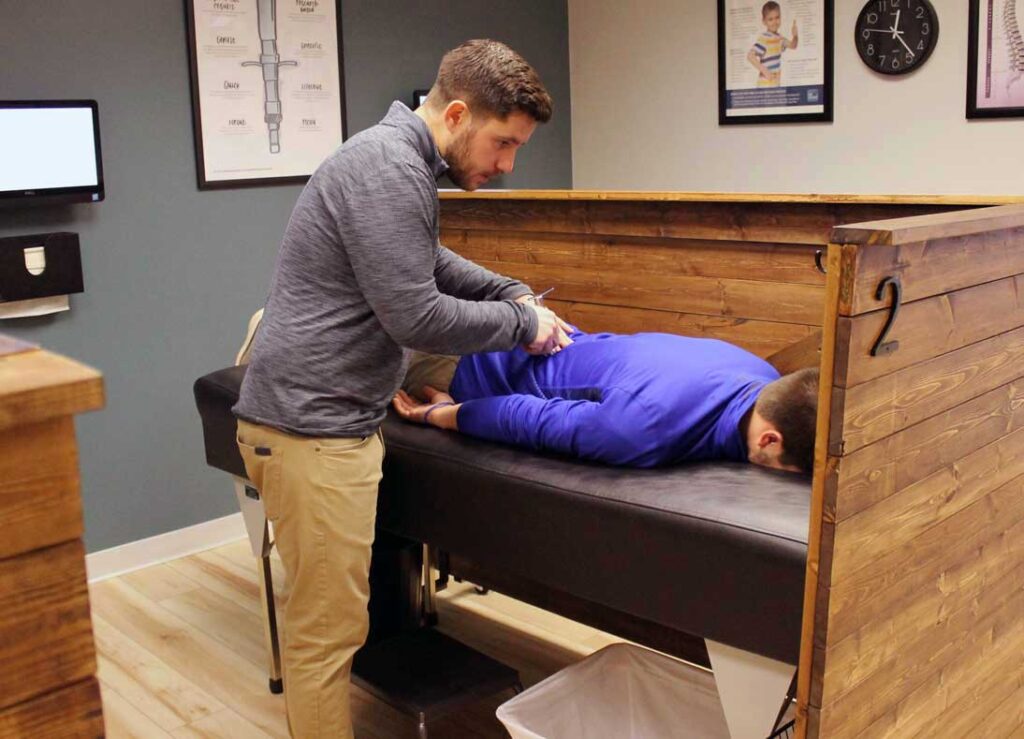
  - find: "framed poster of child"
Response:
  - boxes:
[718,0,834,124]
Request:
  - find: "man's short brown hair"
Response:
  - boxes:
[756,367,819,473]
[426,39,552,123]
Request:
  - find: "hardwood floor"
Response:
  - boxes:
[90,539,725,738]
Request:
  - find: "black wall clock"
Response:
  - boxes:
[855,0,939,75]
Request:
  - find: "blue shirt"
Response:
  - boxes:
[451,331,780,467]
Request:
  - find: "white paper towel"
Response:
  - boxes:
[0,295,70,319]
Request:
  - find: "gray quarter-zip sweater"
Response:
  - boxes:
[234,102,538,437]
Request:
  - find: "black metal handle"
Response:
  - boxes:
[815,249,827,274]
[871,276,902,357]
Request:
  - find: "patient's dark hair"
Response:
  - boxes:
[425,39,553,123]
[755,367,819,473]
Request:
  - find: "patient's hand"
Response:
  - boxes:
[393,387,460,430]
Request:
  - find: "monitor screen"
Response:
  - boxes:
[0,100,104,203]
[412,89,430,110]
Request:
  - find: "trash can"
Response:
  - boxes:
[496,642,728,739]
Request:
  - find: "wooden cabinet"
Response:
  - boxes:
[0,344,105,738]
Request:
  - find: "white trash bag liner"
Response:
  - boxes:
[497,642,725,739]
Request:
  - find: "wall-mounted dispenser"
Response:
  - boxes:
[0,232,84,318]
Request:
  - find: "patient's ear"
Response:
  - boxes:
[756,428,784,451]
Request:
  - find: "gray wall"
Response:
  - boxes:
[0,0,571,552]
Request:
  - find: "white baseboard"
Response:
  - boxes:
[86,512,246,583]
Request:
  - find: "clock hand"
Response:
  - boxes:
[891,9,901,38]
[895,32,915,56]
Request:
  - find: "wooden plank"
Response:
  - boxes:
[0,417,83,560]
[542,299,818,358]
[841,226,1024,315]
[0,348,104,431]
[440,190,1019,205]
[831,203,1024,247]
[442,190,1024,204]
[827,472,1024,646]
[442,228,826,286]
[0,677,103,739]
[902,636,1024,739]
[766,331,822,375]
[834,378,1024,521]
[94,615,224,730]
[796,244,845,739]
[99,680,175,738]
[442,199,953,245]
[830,423,1024,584]
[0,540,96,711]
[834,324,1024,453]
[834,273,1024,388]
[817,584,1024,739]
[88,579,287,738]
[473,259,825,324]
[820,526,1024,707]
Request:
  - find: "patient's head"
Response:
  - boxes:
[745,367,819,473]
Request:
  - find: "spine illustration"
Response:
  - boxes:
[1005,0,1023,93]
[242,0,296,153]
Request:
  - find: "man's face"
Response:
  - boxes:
[764,8,781,32]
[445,111,538,191]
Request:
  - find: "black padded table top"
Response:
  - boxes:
[195,364,811,663]
[378,416,810,664]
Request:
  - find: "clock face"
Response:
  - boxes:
[855,0,939,75]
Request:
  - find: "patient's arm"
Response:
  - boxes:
[394,385,658,466]
[393,387,461,430]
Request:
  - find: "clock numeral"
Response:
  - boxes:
[892,57,901,70]
[867,43,875,55]
[880,54,887,66]
[922,22,930,34]
[862,28,871,40]
[916,5,925,18]
[905,51,914,64]
[867,12,879,22]
[917,39,925,50]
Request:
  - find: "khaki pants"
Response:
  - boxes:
[237,419,384,739]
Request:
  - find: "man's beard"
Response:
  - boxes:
[445,128,478,191]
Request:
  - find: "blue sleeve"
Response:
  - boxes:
[456,387,659,467]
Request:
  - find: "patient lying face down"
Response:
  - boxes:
[392,328,819,472]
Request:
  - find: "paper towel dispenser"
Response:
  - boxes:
[0,232,84,303]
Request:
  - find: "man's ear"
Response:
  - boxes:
[757,429,783,451]
[443,100,469,133]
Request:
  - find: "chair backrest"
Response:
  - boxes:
[235,308,264,366]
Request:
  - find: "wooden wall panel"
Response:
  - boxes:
[0,677,103,739]
[834,273,1024,388]
[0,540,96,711]
[542,300,817,358]
[802,205,1024,738]
[832,325,1024,453]
[440,229,826,286]
[442,199,954,246]
[0,417,83,560]
[472,258,825,325]
[839,225,1024,315]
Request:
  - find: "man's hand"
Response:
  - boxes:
[392,386,459,430]
[518,296,573,354]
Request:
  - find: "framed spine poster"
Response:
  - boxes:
[967,0,1024,118]
[185,0,347,189]
[718,0,834,124]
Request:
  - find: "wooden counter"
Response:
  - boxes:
[0,343,105,737]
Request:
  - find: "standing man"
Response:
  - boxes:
[234,40,563,738]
